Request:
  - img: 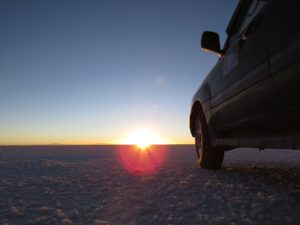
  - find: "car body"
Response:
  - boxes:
[189,0,300,169]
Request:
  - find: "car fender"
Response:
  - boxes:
[189,83,212,137]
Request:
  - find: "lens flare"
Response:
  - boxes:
[115,145,168,176]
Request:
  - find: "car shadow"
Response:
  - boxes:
[218,164,300,198]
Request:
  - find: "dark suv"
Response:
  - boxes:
[189,0,300,169]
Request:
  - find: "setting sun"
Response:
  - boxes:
[121,128,166,149]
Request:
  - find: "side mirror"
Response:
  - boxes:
[201,31,222,56]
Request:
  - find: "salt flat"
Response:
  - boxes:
[0,145,299,225]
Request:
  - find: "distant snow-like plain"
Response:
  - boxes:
[0,145,299,225]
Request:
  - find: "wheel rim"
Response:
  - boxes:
[195,117,203,161]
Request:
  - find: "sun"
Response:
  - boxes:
[136,138,150,150]
[121,128,165,150]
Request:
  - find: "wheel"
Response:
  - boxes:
[195,112,224,169]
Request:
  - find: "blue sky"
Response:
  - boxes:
[0,0,238,145]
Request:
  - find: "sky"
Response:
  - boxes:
[0,0,238,145]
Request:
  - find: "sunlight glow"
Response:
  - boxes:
[121,128,165,150]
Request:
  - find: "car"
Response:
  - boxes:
[189,0,300,169]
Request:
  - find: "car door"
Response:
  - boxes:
[209,0,278,138]
[266,0,300,131]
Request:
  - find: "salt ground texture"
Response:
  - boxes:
[0,145,299,225]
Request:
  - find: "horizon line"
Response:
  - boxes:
[0,143,194,147]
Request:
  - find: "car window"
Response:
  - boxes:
[221,0,268,76]
[238,0,267,35]
[224,0,268,51]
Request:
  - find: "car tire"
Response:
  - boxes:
[195,112,224,169]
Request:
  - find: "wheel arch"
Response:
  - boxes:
[190,101,206,137]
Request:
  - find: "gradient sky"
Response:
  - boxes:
[0,0,238,145]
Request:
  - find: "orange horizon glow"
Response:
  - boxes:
[0,128,194,146]
[0,138,194,146]
[0,139,194,146]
